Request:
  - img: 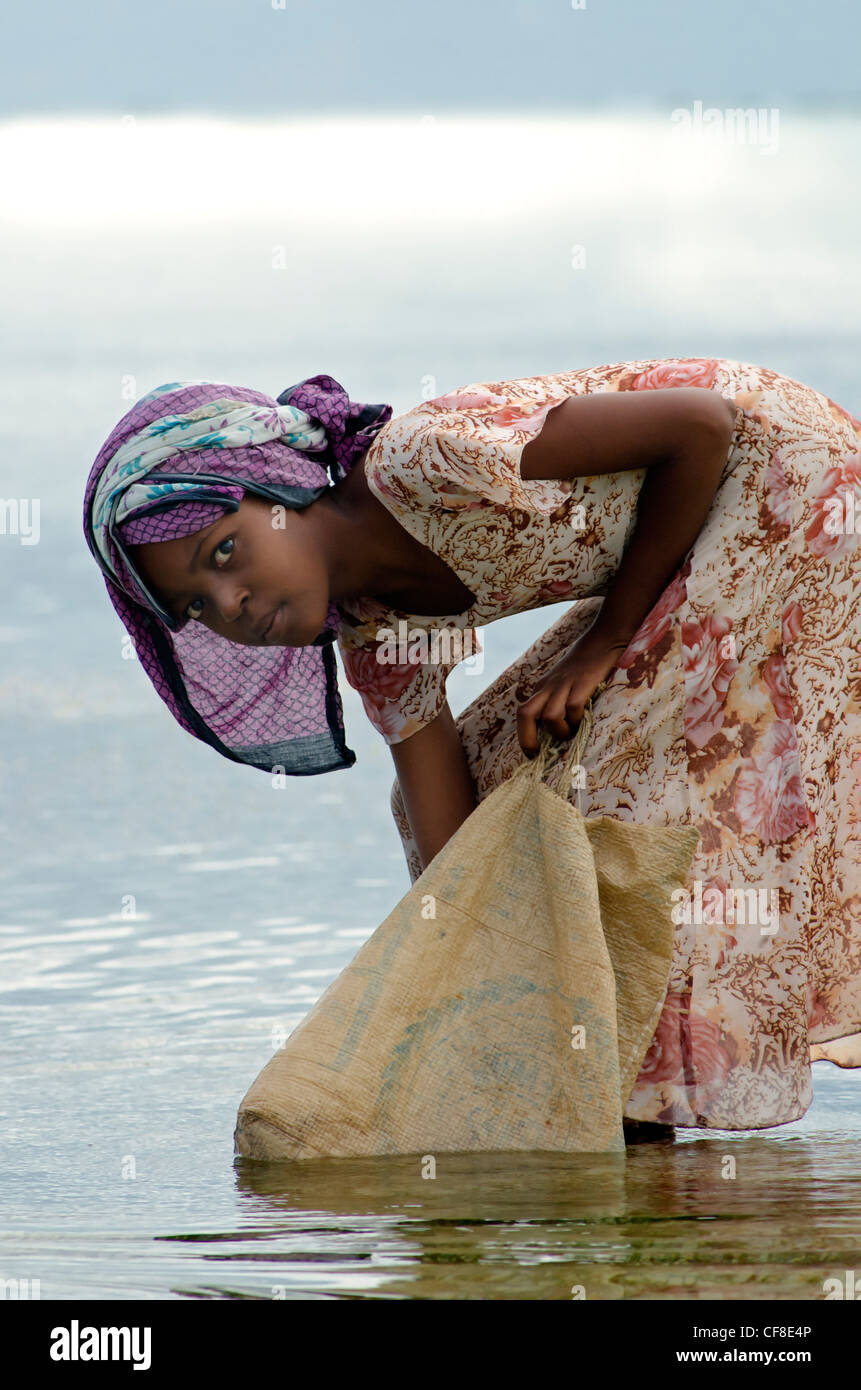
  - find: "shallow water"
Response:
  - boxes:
[1,111,860,1300]
[1,715,859,1301]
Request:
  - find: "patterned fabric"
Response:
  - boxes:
[88,380,329,588]
[343,356,861,1129]
[83,375,392,775]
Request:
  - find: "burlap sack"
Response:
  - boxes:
[234,693,700,1159]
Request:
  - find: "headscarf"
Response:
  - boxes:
[82,375,392,775]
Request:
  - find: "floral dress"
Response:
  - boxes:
[335,357,861,1131]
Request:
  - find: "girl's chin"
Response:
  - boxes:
[267,602,331,648]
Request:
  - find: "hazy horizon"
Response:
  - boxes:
[3,0,859,118]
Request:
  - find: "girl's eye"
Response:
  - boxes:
[183,536,235,621]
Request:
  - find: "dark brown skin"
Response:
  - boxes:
[130,384,737,871]
[127,461,476,647]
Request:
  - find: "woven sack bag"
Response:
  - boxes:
[235,689,700,1159]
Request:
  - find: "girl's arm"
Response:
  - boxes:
[390,699,477,872]
[517,386,737,755]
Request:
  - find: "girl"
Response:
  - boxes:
[83,357,861,1133]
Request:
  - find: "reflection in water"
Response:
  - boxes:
[151,1139,861,1300]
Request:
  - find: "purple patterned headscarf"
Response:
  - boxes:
[82,375,392,775]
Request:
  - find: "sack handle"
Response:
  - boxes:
[514,679,609,811]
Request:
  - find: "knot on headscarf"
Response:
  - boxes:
[82,373,393,776]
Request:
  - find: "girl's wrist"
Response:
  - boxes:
[578,621,634,661]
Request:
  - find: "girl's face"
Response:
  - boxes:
[126,493,331,646]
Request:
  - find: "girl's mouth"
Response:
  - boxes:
[262,605,283,643]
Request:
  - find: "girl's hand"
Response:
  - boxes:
[515,630,625,757]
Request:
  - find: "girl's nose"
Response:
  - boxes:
[212,578,249,626]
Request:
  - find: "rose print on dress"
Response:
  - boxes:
[624,358,719,392]
[636,991,733,1090]
[782,600,803,647]
[804,451,861,559]
[688,1008,735,1094]
[761,649,796,722]
[636,992,686,1085]
[535,579,575,603]
[682,615,738,750]
[734,719,814,844]
[340,645,421,741]
[361,695,413,742]
[615,559,690,687]
[340,646,421,698]
[487,399,565,430]
[763,448,794,534]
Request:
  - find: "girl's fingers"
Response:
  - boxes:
[516,655,608,757]
[565,697,587,726]
[517,682,579,754]
[538,685,574,740]
[516,688,550,756]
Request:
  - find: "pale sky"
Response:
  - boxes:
[2,0,858,116]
